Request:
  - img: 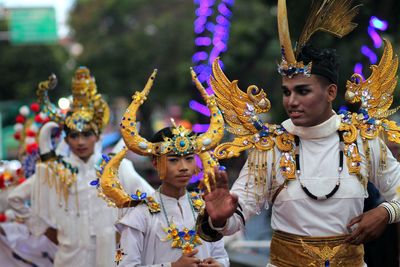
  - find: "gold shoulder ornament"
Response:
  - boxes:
[341,39,399,187]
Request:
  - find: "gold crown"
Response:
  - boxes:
[37,67,110,134]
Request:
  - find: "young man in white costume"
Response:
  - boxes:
[30,67,150,267]
[196,0,400,266]
[100,69,228,266]
[116,127,229,267]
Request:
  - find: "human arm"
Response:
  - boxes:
[28,162,58,237]
[346,138,400,244]
[7,175,35,220]
[197,161,268,240]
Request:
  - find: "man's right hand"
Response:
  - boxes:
[172,249,201,267]
[203,166,238,228]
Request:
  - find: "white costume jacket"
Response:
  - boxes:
[116,191,230,267]
[218,115,400,237]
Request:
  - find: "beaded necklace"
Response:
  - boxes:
[294,131,344,200]
[158,189,202,253]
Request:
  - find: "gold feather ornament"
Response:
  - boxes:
[277,0,360,77]
[344,39,400,143]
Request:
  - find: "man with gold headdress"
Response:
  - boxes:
[29,66,143,267]
[196,0,400,266]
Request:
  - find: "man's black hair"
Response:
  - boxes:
[296,43,340,85]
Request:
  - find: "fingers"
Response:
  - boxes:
[184,248,199,257]
[216,166,228,188]
[347,215,362,228]
[208,170,217,192]
[346,231,365,245]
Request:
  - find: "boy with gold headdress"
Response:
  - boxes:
[30,66,144,267]
[97,69,229,266]
[196,0,400,266]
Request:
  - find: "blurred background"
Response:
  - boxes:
[0,0,400,266]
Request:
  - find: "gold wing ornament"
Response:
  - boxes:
[211,58,276,160]
[344,39,400,143]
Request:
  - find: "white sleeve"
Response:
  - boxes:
[367,138,400,202]
[209,239,230,267]
[118,223,171,267]
[29,163,57,235]
[7,175,35,219]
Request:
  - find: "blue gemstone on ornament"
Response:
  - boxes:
[178,231,185,237]
[131,194,139,200]
[188,230,196,236]
[90,179,99,186]
[102,154,111,162]
[140,192,147,199]
[179,140,186,147]
[325,260,330,267]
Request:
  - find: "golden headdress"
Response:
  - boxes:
[97,68,224,208]
[37,67,110,135]
[277,0,360,78]
[120,68,224,158]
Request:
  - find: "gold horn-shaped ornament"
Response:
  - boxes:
[121,68,224,156]
[120,69,158,156]
[190,68,225,152]
[36,74,65,124]
[99,147,141,208]
[277,0,296,64]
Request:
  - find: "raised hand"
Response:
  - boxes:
[172,249,201,267]
[203,166,238,227]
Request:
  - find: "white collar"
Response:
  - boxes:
[281,112,341,139]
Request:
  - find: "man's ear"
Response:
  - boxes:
[327,84,337,102]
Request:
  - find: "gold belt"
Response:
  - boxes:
[270,230,364,267]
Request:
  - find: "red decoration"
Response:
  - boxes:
[26,143,39,154]
[14,132,21,140]
[30,103,40,113]
[15,115,25,123]
[0,175,4,189]
[0,213,6,222]
[17,177,26,184]
[25,129,36,137]
[34,114,43,123]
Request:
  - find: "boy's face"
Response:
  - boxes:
[162,154,196,190]
[65,130,98,162]
[282,74,337,127]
